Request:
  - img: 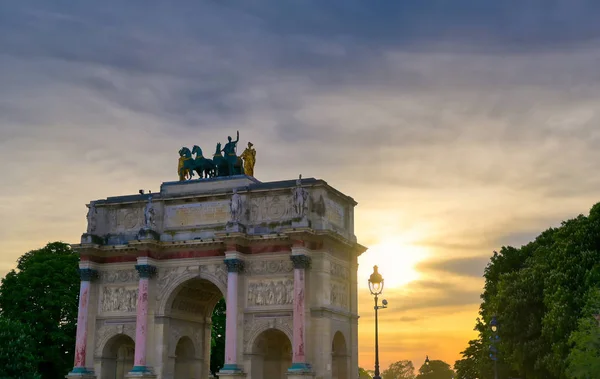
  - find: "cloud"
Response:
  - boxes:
[416,256,490,279]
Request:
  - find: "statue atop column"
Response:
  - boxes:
[143,196,156,230]
[293,175,308,219]
[230,188,243,223]
[240,142,256,177]
[86,202,97,234]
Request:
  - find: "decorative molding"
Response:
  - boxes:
[79,268,99,282]
[224,258,245,273]
[246,259,293,275]
[291,255,311,270]
[247,279,294,306]
[98,269,138,283]
[135,264,157,279]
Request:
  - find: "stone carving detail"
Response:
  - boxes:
[247,279,294,306]
[224,258,244,273]
[157,267,190,297]
[246,259,293,275]
[325,198,345,227]
[95,323,136,356]
[107,207,143,232]
[243,315,293,353]
[98,269,138,283]
[200,264,228,288]
[101,286,138,312]
[330,262,349,280]
[330,282,348,309]
[249,195,293,223]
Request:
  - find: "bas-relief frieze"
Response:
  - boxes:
[330,262,349,280]
[246,259,293,275]
[101,286,138,313]
[330,282,348,309]
[98,269,138,283]
[325,198,345,227]
[249,195,293,223]
[107,207,144,233]
[247,279,294,306]
[164,201,229,228]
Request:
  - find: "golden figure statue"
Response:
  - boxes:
[240,142,256,177]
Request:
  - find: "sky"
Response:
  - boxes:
[2,0,600,373]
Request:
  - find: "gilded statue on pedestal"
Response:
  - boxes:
[240,142,256,177]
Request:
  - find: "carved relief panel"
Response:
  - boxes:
[249,195,293,223]
[247,279,294,306]
[246,259,293,276]
[98,269,138,283]
[106,207,144,233]
[325,198,345,228]
[330,281,348,309]
[101,286,138,313]
[164,201,229,228]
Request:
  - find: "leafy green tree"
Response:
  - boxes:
[567,288,600,378]
[416,359,454,379]
[0,242,79,379]
[359,367,373,379]
[0,317,41,379]
[456,202,600,379]
[210,298,226,374]
[382,360,415,379]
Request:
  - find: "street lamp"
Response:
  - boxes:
[369,265,388,379]
[425,355,430,366]
[490,315,499,379]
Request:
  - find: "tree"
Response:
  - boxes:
[382,360,415,379]
[455,202,600,379]
[0,242,79,379]
[210,298,226,374]
[416,360,454,379]
[0,317,41,379]
[359,367,373,379]
[567,288,600,378]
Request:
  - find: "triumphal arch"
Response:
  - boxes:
[67,135,365,379]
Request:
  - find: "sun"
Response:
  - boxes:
[357,237,429,289]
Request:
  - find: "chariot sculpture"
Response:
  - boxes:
[177,130,256,180]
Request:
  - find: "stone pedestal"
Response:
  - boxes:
[217,370,246,379]
[125,371,157,379]
[65,370,96,379]
[226,222,246,233]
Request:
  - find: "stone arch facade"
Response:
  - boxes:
[244,319,293,354]
[94,324,137,357]
[156,265,227,317]
[69,175,364,379]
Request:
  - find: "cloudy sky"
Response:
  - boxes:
[2,0,600,372]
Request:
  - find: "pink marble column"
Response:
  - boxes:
[289,254,312,372]
[70,268,97,374]
[221,258,244,372]
[130,264,156,374]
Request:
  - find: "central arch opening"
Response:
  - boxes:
[166,277,225,378]
[251,328,292,379]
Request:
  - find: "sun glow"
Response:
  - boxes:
[358,236,430,289]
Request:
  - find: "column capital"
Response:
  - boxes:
[291,255,311,270]
[79,268,98,282]
[224,258,245,273]
[135,264,157,279]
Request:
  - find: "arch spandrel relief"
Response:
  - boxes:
[100,286,138,313]
[94,324,136,357]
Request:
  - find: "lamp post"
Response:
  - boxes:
[490,315,499,379]
[368,265,388,379]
